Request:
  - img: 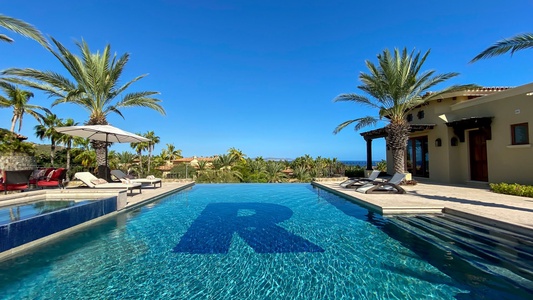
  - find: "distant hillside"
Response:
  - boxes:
[263,157,293,161]
[34,144,65,156]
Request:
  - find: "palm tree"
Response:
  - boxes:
[56,118,79,171]
[130,138,149,176]
[116,151,136,174]
[74,139,96,171]
[143,131,160,173]
[214,154,237,170]
[228,147,246,163]
[34,113,61,166]
[265,161,286,183]
[0,14,48,46]
[471,33,533,62]
[162,143,182,162]
[0,82,50,132]
[334,48,477,174]
[2,38,165,177]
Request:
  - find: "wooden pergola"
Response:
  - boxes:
[359,124,436,170]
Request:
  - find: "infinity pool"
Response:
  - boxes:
[0,184,529,299]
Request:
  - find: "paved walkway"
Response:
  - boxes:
[314,180,533,235]
[122,180,194,209]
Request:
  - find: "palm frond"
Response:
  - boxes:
[333,116,377,134]
[471,33,533,62]
[0,14,49,47]
[0,33,13,43]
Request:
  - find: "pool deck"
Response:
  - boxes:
[313,179,533,237]
[122,180,195,209]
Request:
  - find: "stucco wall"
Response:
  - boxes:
[451,94,533,185]
[453,88,533,184]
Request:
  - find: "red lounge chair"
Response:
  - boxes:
[1,170,33,194]
[29,167,55,186]
[37,168,67,189]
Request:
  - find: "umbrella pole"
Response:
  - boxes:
[105,134,108,168]
[105,134,109,181]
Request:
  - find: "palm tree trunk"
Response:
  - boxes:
[10,116,17,132]
[66,145,71,171]
[148,146,152,173]
[92,141,106,165]
[386,122,410,174]
[50,141,55,167]
[138,150,143,175]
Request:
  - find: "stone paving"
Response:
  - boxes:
[313,180,533,236]
[122,180,194,209]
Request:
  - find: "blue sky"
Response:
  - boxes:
[1,0,532,160]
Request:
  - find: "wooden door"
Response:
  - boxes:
[406,136,429,177]
[469,130,488,181]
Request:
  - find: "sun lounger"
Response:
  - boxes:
[339,169,381,188]
[74,172,142,195]
[110,170,162,188]
[356,173,406,194]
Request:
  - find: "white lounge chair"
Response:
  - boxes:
[74,172,142,195]
[110,170,162,188]
[356,173,406,194]
[339,169,381,188]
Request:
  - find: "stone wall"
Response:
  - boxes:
[0,155,36,171]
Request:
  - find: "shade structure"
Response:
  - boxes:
[55,125,150,180]
[55,125,149,143]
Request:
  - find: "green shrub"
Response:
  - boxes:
[0,135,35,155]
[375,160,387,172]
[490,182,533,198]
[345,165,365,178]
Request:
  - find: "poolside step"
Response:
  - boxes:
[422,214,533,257]
[387,215,533,293]
[396,216,533,281]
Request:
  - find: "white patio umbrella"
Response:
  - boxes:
[55,125,150,179]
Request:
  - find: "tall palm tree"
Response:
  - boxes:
[130,137,149,176]
[34,113,61,166]
[334,48,476,174]
[0,82,50,132]
[56,118,79,171]
[0,14,48,46]
[471,33,533,62]
[2,38,165,177]
[143,131,160,173]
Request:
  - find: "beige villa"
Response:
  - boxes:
[361,82,533,185]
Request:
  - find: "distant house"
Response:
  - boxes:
[172,156,215,168]
[361,84,533,185]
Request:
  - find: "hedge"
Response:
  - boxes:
[489,182,533,198]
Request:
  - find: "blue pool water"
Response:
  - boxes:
[0,184,529,299]
[0,200,95,225]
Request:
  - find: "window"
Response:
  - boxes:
[417,110,424,120]
[406,114,413,122]
[451,137,458,146]
[511,123,529,145]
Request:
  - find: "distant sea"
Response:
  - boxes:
[341,160,380,167]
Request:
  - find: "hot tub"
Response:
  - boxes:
[0,196,117,253]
